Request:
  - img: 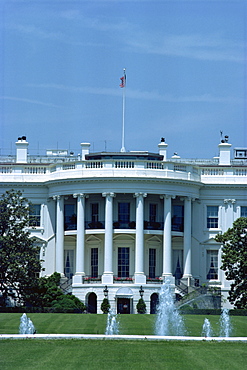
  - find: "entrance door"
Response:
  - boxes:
[150,293,159,314]
[88,293,97,313]
[117,298,130,314]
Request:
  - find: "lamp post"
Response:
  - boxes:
[103,285,108,298]
[139,285,144,298]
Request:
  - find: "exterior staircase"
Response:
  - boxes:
[60,277,72,295]
[175,281,221,309]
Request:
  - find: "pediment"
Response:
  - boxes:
[30,235,46,243]
[146,235,162,243]
[200,237,219,245]
[86,235,101,243]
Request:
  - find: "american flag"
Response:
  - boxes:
[119,71,126,88]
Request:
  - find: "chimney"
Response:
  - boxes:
[81,143,90,160]
[158,138,168,161]
[218,137,232,165]
[16,136,29,163]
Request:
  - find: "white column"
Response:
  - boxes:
[73,193,86,285]
[183,197,192,282]
[102,192,115,284]
[224,198,236,229]
[162,195,173,278]
[134,192,147,284]
[53,195,64,276]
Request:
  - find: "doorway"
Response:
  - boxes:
[117,298,130,314]
[88,292,97,313]
[150,293,159,314]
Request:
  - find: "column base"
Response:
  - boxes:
[134,273,146,284]
[72,274,85,285]
[181,275,193,287]
[161,274,175,285]
[102,273,113,284]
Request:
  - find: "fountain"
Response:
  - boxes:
[19,313,36,334]
[155,279,186,336]
[220,308,232,337]
[202,318,212,337]
[105,309,119,335]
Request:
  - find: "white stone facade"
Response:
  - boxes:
[0,137,246,313]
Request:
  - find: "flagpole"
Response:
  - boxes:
[120,68,126,152]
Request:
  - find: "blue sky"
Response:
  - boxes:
[0,0,246,158]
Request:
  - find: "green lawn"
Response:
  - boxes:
[0,313,246,336]
[0,339,246,370]
[0,314,246,370]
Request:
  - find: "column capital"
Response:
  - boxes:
[52,195,61,201]
[102,192,115,198]
[73,193,87,199]
[134,192,147,198]
[180,196,192,202]
[160,194,176,200]
[224,198,236,204]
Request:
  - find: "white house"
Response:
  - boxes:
[0,136,246,313]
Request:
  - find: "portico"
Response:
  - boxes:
[51,190,196,287]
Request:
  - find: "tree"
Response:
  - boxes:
[101,298,110,313]
[215,217,247,309]
[0,190,41,306]
[136,298,146,314]
[26,272,86,312]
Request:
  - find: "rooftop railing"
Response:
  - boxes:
[0,158,246,183]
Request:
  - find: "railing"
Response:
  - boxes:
[85,221,105,229]
[113,221,136,229]
[144,221,163,230]
[113,276,133,283]
[64,222,77,231]
[115,161,134,168]
[146,277,163,284]
[0,166,12,173]
[175,280,189,295]
[174,164,187,172]
[201,168,224,176]
[65,220,184,232]
[235,169,247,176]
[60,278,72,294]
[24,166,47,174]
[86,161,103,168]
[83,276,102,283]
[146,162,164,169]
[63,164,75,170]
[1,158,246,185]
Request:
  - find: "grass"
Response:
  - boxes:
[0,313,246,336]
[0,314,246,369]
[0,339,246,370]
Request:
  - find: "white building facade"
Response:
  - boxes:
[0,136,246,313]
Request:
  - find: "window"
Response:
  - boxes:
[241,206,247,217]
[118,203,130,227]
[29,204,41,226]
[207,206,219,228]
[64,250,74,279]
[149,248,156,278]
[64,204,76,230]
[91,203,99,222]
[91,248,98,278]
[149,204,157,223]
[207,250,218,280]
[172,205,184,231]
[118,247,129,277]
[173,250,183,281]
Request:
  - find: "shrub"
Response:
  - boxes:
[136,298,146,314]
[101,298,110,314]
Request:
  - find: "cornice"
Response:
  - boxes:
[44,176,202,188]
